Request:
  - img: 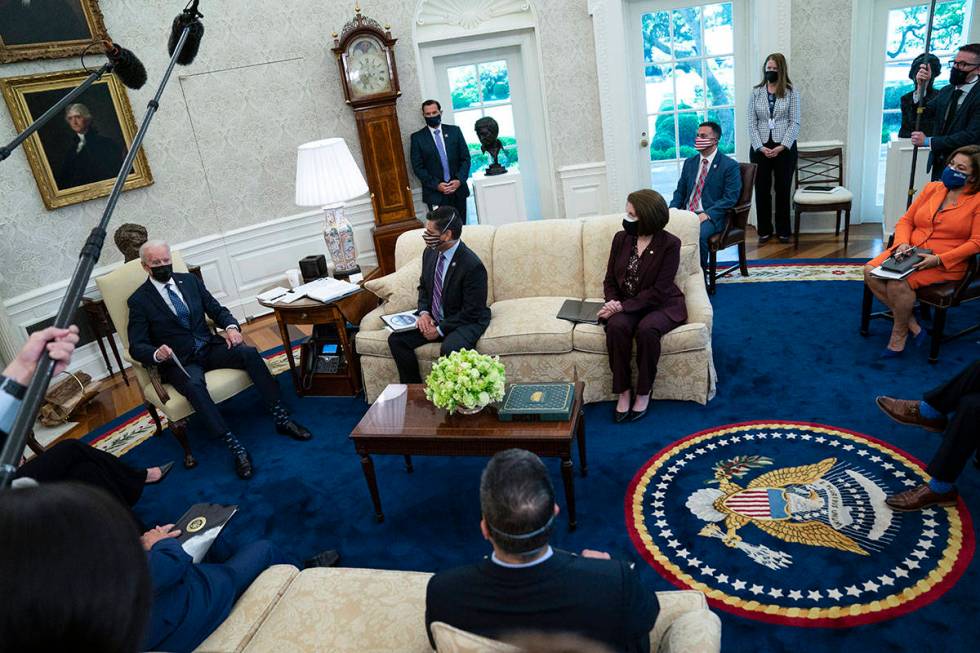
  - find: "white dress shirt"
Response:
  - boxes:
[686,148,718,212]
[149,276,187,315]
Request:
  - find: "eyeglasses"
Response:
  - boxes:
[949,60,980,70]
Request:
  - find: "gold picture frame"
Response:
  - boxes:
[1,68,153,210]
[0,0,110,64]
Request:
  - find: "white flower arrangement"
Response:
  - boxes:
[424,348,506,414]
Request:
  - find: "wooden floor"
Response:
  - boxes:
[49,223,883,444]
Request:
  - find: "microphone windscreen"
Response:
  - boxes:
[109,46,147,90]
[168,16,204,66]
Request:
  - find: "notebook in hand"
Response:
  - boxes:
[557,299,603,324]
[175,503,238,563]
[880,248,932,274]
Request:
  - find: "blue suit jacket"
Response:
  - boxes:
[669,152,741,229]
[410,124,471,206]
[127,273,237,367]
[143,538,236,652]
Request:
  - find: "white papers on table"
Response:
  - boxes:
[256,286,290,302]
[869,265,912,280]
[301,277,360,303]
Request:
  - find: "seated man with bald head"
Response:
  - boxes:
[127,240,312,479]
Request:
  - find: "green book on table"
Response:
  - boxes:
[498,382,575,422]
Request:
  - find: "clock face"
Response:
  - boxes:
[345,35,393,98]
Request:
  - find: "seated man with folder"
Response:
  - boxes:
[127,240,312,480]
[388,206,491,383]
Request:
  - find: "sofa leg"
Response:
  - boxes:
[170,419,197,468]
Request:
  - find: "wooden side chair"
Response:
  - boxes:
[793,147,853,249]
[706,162,757,295]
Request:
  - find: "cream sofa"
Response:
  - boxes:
[195,565,722,653]
[356,211,716,405]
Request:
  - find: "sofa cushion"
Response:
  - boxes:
[241,567,433,653]
[492,219,583,301]
[394,225,497,303]
[572,321,709,355]
[363,255,423,315]
[477,297,574,356]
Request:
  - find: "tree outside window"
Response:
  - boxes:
[447,60,519,172]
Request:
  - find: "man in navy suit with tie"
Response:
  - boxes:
[387,206,491,383]
[410,99,472,222]
[669,121,741,269]
[127,241,311,479]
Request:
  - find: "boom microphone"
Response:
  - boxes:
[168,0,205,65]
[105,43,147,90]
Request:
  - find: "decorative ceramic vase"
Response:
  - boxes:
[322,204,360,276]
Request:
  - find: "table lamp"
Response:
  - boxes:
[294,137,369,279]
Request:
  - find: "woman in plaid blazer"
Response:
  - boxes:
[748,53,801,243]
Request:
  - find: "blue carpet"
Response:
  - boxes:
[120,278,979,652]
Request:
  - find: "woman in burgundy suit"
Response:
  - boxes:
[599,190,688,422]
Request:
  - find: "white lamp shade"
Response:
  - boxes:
[294,137,369,207]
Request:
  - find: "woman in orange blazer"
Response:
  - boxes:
[600,189,687,422]
[865,145,980,356]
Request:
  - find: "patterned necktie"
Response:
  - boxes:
[688,158,710,212]
[431,254,447,322]
[165,283,191,329]
[941,89,964,135]
[433,129,451,182]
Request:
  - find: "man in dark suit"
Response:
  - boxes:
[410,99,471,222]
[669,121,741,269]
[911,43,980,180]
[387,206,491,384]
[127,240,311,479]
[876,360,980,511]
[425,449,659,652]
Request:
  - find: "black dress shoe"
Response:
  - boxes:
[758,234,773,244]
[234,452,253,480]
[777,235,791,244]
[614,408,630,423]
[304,549,341,568]
[276,419,312,441]
[630,407,649,422]
[146,461,174,485]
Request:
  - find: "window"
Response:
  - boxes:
[876,0,970,205]
[447,60,519,173]
[639,2,735,196]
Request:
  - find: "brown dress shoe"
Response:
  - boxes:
[875,396,947,432]
[886,484,958,511]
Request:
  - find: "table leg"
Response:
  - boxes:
[94,334,113,378]
[106,333,129,386]
[576,409,588,477]
[275,312,301,395]
[359,452,384,523]
[404,455,414,473]
[561,455,577,531]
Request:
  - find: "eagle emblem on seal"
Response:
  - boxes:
[686,456,897,569]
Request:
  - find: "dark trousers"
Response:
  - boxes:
[923,361,980,482]
[15,439,145,507]
[699,218,722,268]
[604,310,680,395]
[750,141,798,238]
[209,540,291,600]
[160,343,280,437]
[388,326,483,384]
[427,187,468,223]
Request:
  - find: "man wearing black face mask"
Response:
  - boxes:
[127,240,312,480]
[409,99,472,222]
[387,206,490,383]
[911,43,980,181]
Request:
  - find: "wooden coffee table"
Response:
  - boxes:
[349,381,587,529]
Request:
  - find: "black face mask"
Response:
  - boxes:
[424,115,442,128]
[949,67,969,86]
[765,70,779,83]
[150,264,173,283]
[622,218,639,236]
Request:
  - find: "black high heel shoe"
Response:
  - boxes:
[614,392,632,423]
[630,394,651,422]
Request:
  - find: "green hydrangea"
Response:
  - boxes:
[424,349,506,413]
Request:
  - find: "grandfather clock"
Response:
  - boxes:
[332,6,418,275]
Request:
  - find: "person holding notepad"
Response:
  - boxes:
[864,145,980,357]
[598,190,687,422]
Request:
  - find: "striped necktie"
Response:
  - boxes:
[688,158,710,212]
[431,254,447,322]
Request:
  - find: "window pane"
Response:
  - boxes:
[707,108,735,154]
[650,160,681,198]
[675,61,706,109]
[676,110,704,159]
[478,60,510,103]
[882,60,913,110]
[703,3,733,55]
[649,114,676,161]
[671,7,702,59]
[645,64,675,114]
[483,104,515,138]
[454,108,484,144]
[642,11,672,63]
[706,57,734,107]
[885,6,928,61]
[881,111,902,144]
[448,65,478,110]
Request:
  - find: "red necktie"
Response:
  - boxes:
[688,158,710,212]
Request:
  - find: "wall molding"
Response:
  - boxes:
[557,162,608,219]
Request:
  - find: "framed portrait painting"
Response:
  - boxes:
[0,0,110,64]
[1,68,153,209]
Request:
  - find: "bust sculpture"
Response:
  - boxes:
[113,223,148,262]
[474,116,507,176]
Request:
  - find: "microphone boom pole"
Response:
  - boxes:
[906,0,938,209]
[0,25,198,490]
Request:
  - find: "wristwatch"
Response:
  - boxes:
[0,375,27,400]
